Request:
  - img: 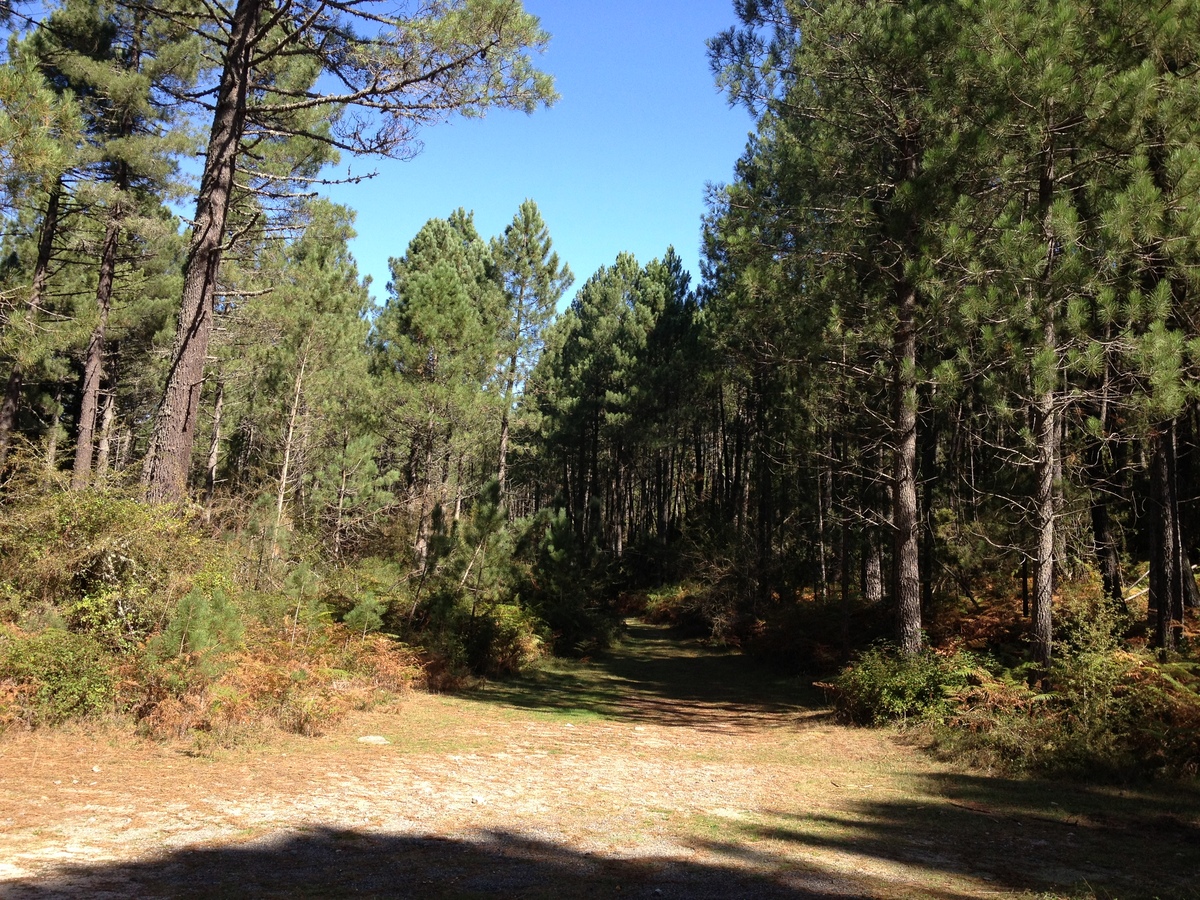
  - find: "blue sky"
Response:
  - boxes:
[320,1,754,305]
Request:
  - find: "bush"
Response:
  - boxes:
[131,623,422,740]
[937,649,1200,779]
[834,644,980,725]
[466,603,545,677]
[0,627,116,725]
[0,488,208,638]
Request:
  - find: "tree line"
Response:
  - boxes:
[3,0,1200,686]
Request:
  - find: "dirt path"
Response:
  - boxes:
[2,621,1198,899]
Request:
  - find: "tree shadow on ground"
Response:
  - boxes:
[6,826,904,900]
[469,620,828,730]
[13,772,1200,900]
[692,771,1200,900]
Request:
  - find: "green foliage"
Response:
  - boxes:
[154,587,243,660]
[0,55,80,212]
[0,488,206,634]
[0,627,115,724]
[834,645,980,726]
[519,508,620,656]
[464,603,544,678]
[343,596,386,639]
[936,647,1200,780]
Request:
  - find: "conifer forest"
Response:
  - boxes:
[4,0,1200,791]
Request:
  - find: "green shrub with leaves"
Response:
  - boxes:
[0,488,207,635]
[0,627,116,724]
[465,603,545,677]
[834,644,980,725]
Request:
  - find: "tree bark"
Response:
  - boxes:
[141,0,262,501]
[94,390,115,478]
[864,527,883,606]
[1149,423,1184,652]
[920,402,938,612]
[497,352,518,497]
[1087,364,1124,606]
[44,389,63,476]
[893,280,922,656]
[204,381,224,519]
[1032,358,1058,667]
[1031,120,1060,669]
[274,347,308,549]
[71,209,122,489]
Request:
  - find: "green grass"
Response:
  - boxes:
[464,618,820,726]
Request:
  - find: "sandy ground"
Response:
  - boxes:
[1,622,1197,899]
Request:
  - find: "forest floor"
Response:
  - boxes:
[1,620,1199,900]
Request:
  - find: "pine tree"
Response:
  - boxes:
[140,0,557,502]
[375,209,502,564]
[489,199,572,502]
[709,0,976,653]
[20,0,200,488]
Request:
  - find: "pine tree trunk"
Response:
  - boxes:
[497,353,518,497]
[893,280,922,656]
[44,389,62,476]
[141,0,262,501]
[1182,544,1200,611]
[1032,368,1058,667]
[0,372,23,475]
[862,441,886,607]
[0,179,62,472]
[94,391,115,478]
[1149,424,1184,652]
[1031,121,1060,669]
[334,461,349,558]
[414,424,436,566]
[71,210,122,489]
[1087,366,1124,606]
[274,347,308,549]
[204,381,224,519]
[864,527,883,606]
[920,404,937,611]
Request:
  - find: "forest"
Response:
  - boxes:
[2,0,1200,782]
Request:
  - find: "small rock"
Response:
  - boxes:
[92,766,101,773]
[357,736,390,745]
[472,796,486,805]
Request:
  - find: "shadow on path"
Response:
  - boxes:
[5,827,872,900]
[725,772,1200,900]
[468,620,827,730]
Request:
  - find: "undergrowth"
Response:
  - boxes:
[0,487,422,739]
[831,589,1200,780]
[0,482,623,738]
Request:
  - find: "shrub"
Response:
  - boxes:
[466,603,545,677]
[0,488,208,636]
[834,644,980,725]
[132,624,422,740]
[153,586,244,661]
[936,649,1200,779]
[0,627,116,725]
